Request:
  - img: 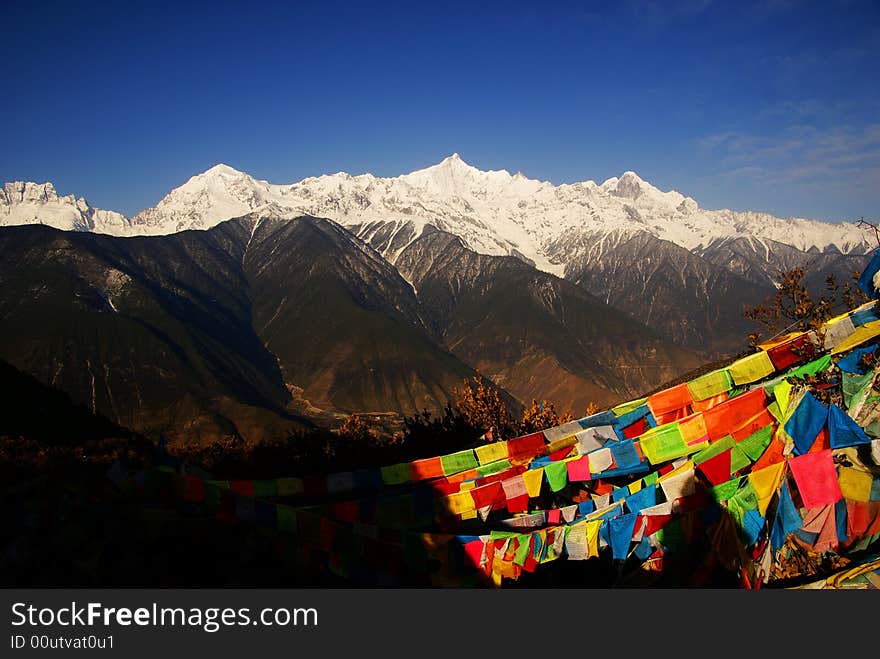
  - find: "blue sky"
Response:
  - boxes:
[2,0,878,221]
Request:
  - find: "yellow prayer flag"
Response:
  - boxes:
[838,467,874,502]
[728,350,775,385]
[679,413,709,447]
[475,441,509,465]
[522,468,544,498]
[748,461,785,516]
[832,320,880,355]
[774,380,792,415]
[686,369,732,401]
[628,479,643,494]
[612,397,648,416]
[442,491,475,515]
[757,331,803,351]
[277,477,304,496]
[586,520,602,559]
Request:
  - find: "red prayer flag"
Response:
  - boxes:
[303,475,326,496]
[411,456,444,480]
[506,493,530,513]
[644,513,674,536]
[508,432,546,461]
[463,539,485,570]
[623,417,648,439]
[648,383,694,417]
[549,446,574,461]
[751,437,786,471]
[470,481,505,509]
[789,449,842,509]
[182,476,206,503]
[230,480,255,497]
[731,408,776,441]
[697,450,732,486]
[767,335,815,370]
[592,480,614,495]
[808,427,831,453]
[703,388,767,441]
[566,457,592,482]
[430,480,461,495]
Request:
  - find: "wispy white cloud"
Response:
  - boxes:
[698,123,880,189]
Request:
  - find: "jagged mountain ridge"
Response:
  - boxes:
[1,181,130,234]
[3,156,874,362]
[553,229,776,355]
[2,156,870,278]
[393,229,703,412]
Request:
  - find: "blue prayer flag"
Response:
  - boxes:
[609,513,638,561]
[857,250,880,298]
[771,482,803,553]
[837,345,877,374]
[625,484,657,514]
[742,509,765,546]
[579,410,618,428]
[828,403,872,448]
[835,499,848,543]
[577,500,595,515]
[634,537,654,561]
[784,392,829,455]
[611,439,641,469]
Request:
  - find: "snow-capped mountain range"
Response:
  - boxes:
[2,154,871,280]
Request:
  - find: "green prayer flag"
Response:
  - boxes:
[739,425,774,461]
[729,480,759,513]
[657,518,684,551]
[254,480,278,498]
[277,505,297,533]
[277,477,303,496]
[729,445,750,473]
[380,462,412,485]
[643,472,658,486]
[544,461,569,492]
[785,354,833,380]
[773,380,792,414]
[686,369,733,401]
[693,435,736,465]
[711,477,742,502]
[513,535,532,566]
[843,370,875,410]
[440,449,478,475]
[613,397,648,416]
[640,423,689,464]
[476,459,511,477]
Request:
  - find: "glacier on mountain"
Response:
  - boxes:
[1,155,871,279]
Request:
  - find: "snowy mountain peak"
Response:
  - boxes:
[0,181,129,234]
[198,163,249,179]
[2,156,872,269]
[3,181,60,205]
